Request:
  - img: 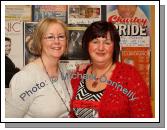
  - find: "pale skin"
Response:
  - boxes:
[34,23,67,77]
[117,5,137,18]
[5,40,11,56]
[86,32,116,92]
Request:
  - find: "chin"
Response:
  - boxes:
[50,54,62,59]
[53,54,62,58]
[94,57,112,64]
[94,59,107,63]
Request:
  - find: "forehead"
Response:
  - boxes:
[45,23,65,34]
[117,5,137,10]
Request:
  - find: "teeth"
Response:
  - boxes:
[52,47,61,50]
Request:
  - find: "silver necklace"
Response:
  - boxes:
[40,57,71,112]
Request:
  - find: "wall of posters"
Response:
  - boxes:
[4,5,154,93]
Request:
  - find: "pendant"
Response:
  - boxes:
[50,76,58,83]
[92,80,98,88]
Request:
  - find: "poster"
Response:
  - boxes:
[107,5,151,48]
[67,26,87,60]
[121,47,150,90]
[5,21,24,69]
[33,5,67,23]
[24,22,38,65]
[5,5,32,21]
[68,5,101,24]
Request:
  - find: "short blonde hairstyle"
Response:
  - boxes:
[33,18,68,56]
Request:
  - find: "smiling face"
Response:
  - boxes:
[41,23,67,59]
[88,32,114,64]
[5,40,11,56]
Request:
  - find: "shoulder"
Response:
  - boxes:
[108,9,119,17]
[70,64,90,90]
[5,56,14,65]
[113,62,142,81]
[135,6,148,19]
[107,9,119,21]
[136,6,145,14]
[15,62,39,77]
[5,56,11,61]
[115,62,136,72]
[10,62,41,90]
[114,62,147,89]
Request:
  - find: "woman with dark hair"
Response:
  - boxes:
[69,21,152,118]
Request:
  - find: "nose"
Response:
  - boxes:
[126,8,131,13]
[125,6,132,14]
[53,37,60,44]
[97,42,104,51]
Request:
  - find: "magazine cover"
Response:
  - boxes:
[33,5,67,23]
[107,5,150,48]
[68,5,101,24]
[121,47,150,93]
[24,22,38,65]
[67,26,87,60]
[5,21,24,69]
[5,5,32,21]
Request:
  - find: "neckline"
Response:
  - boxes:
[82,62,118,94]
[83,78,105,94]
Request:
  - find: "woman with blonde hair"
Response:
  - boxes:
[6,18,72,118]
